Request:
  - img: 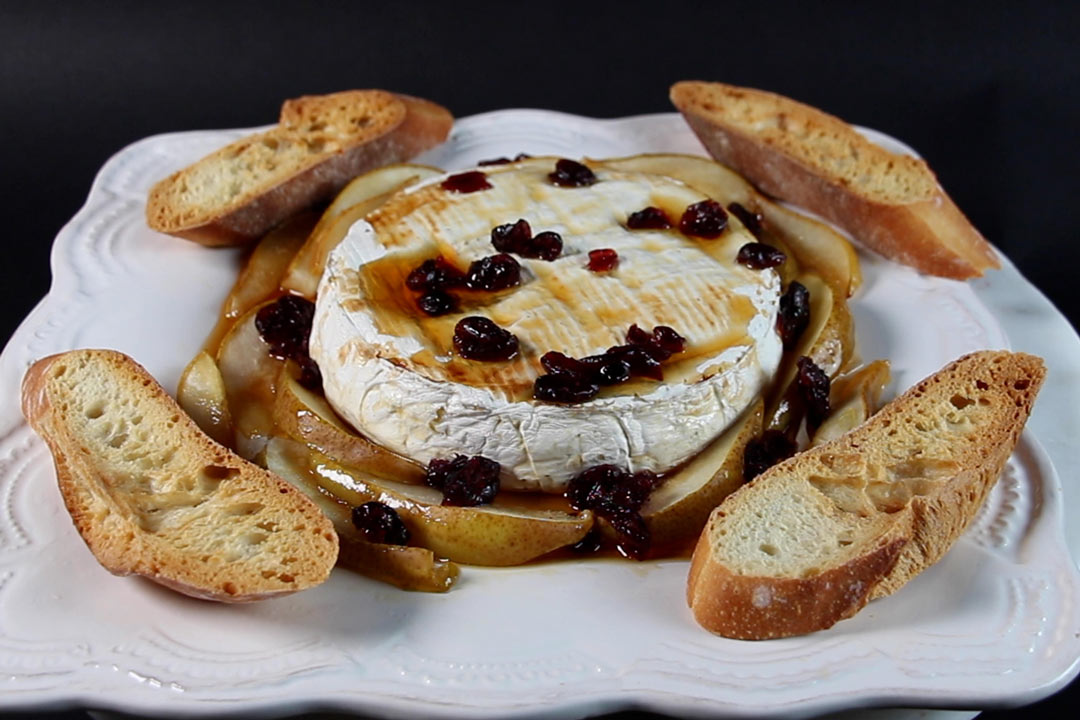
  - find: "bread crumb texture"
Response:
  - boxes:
[22,349,338,602]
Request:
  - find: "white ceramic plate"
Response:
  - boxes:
[1,111,1079,719]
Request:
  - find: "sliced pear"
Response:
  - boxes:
[335,537,459,593]
[642,399,763,555]
[273,369,426,484]
[303,450,593,567]
[264,437,458,592]
[599,152,756,205]
[203,211,316,354]
[811,360,891,447]
[597,153,860,297]
[281,164,443,298]
[215,302,284,459]
[766,273,855,431]
[176,351,233,447]
[757,202,862,299]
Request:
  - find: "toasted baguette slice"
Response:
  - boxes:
[21,349,338,602]
[670,81,999,279]
[146,90,453,246]
[687,351,1044,639]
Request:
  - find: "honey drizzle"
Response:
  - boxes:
[344,247,760,400]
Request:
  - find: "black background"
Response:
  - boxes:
[1,1,1078,718]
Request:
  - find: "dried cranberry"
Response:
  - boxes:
[777,281,811,350]
[417,290,458,316]
[579,354,631,385]
[540,351,589,378]
[491,219,532,253]
[549,158,597,187]
[453,316,519,361]
[424,456,463,489]
[465,253,521,291]
[597,470,658,515]
[425,455,500,507]
[406,257,464,293]
[255,295,316,362]
[477,153,532,166]
[737,242,786,270]
[441,170,492,193]
[605,344,663,380]
[565,468,656,518]
[727,202,764,236]
[587,248,619,272]
[351,502,410,545]
[533,374,599,403]
[625,324,653,348]
[743,430,798,481]
[626,324,686,362]
[533,326,683,403]
[528,231,564,261]
[570,527,603,554]
[566,465,625,511]
[626,206,672,230]
[566,465,658,560]
[796,356,831,431]
[491,220,562,261]
[652,325,686,355]
[296,356,323,392]
[679,199,728,238]
[608,512,651,560]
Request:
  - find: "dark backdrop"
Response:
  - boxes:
[1,1,1077,718]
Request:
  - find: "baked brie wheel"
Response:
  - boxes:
[311,157,783,492]
[183,153,864,586]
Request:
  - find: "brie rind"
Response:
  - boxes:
[311,160,782,492]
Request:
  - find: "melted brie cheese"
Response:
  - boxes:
[311,159,782,492]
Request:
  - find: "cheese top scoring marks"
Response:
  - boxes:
[311,159,782,491]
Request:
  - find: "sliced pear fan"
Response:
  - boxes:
[273,369,425,484]
[176,351,233,447]
[264,437,458,592]
[203,211,316,354]
[215,302,285,460]
[812,360,891,446]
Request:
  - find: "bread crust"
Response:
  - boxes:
[688,531,906,640]
[146,91,453,247]
[687,351,1045,639]
[22,350,339,602]
[670,81,999,279]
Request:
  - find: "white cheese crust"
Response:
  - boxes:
[311,159,782,492]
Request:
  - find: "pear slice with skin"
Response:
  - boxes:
[303,450,593,567]
[641,400,763,556]
[766,272,855,431]
[176,351,234,447]
[811,360,891,447]
[264,437,458,592]
[203,211,317,355]
[281,164,443,298]
[215,301,285,460]
[596,153,861,298]
[273,368,425,484]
